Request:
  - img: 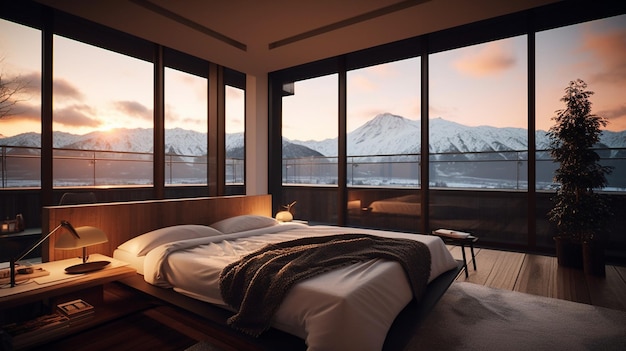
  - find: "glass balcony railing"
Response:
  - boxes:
[1,145,623,191]
[282,148,625,192]
[0,145,244,188]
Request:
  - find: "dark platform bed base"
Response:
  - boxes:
[119,261,463,351]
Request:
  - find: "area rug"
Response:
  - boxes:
[406,282,626,351]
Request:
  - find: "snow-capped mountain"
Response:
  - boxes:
[294,113,536,157]
[291,113,624,158]
[0,128,244,157]
[1,113,623,159]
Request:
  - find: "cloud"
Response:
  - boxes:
[1,71,82,101]
[349,75,376,92]
[1,103,40,121]
[429,104,451,118]
[54,104,100,127]
[582,28,626,84]
[163,104,205,129]
[453,42,517,77]
[368,64,396,78]
[53,78,83,100]
[10,71,40,94]
[115,100,152,120]
[598,104,626,121]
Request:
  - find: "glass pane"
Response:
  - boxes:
[282,74,338,186]
[536,14,626,249]
[52,35,153,187]
[226,85,244,185]
[346,57,421,231]
[0,19,41,188]
[430,36,528,191]
[164,67,208,186]
[429,36,528,244]
[536,14,626,193]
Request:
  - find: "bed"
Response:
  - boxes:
[112,216,458,351]
[42,195,460,351]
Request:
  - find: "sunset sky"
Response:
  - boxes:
[283,14,626,141]
[1,14,625,143]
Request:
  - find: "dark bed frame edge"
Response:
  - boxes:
[383,260,463,350]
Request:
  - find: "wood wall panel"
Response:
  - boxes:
[41,195,271,262]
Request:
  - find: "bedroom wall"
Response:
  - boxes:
[245,73,269,195]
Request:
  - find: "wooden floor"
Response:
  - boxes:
[447,245,626,312]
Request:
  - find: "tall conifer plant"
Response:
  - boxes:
[548,79,613,244]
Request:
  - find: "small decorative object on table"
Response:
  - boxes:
[276,201,297,222]
[1,217,21,233]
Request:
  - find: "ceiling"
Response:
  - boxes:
[38,0,561,75]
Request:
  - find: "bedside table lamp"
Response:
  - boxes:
[55,226,110,274]
[276,201,296,222]
[9,220,80,287]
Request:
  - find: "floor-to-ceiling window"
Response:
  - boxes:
[271,1,626,258]
[2,7,243,193]
[0,19,41,188]
[281,74,338,186]
[225,85,245,185]
[1,2,247,232]
[428,35,528,245]
[535,13,626,247]
[280,73,338,220]
[164,67,208,186]
[536,14,626,191]
[52,35,153,188]
[346,57,421,230]
[429,36,528,191]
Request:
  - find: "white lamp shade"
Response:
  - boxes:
[55,226,108,249]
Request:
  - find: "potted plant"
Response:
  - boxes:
[547,79,613,275]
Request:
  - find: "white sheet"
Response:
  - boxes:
[115,224,457,351]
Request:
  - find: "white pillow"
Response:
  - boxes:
[210,215,278,234]
[118,224,223,256]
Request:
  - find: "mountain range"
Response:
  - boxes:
[1,113,624,159]
[290,113,625,158]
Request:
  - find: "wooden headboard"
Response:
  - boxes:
[41,195,271,262]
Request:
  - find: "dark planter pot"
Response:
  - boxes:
[583,240,606,277]
[554,236,583,269]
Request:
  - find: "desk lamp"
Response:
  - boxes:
[55,226,110,274]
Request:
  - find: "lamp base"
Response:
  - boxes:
[65,260,110,274]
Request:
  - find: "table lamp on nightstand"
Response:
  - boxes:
[55,226,110,274]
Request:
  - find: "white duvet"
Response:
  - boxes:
[115,223,458,351]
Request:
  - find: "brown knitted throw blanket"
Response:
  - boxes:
[219,233,431,337]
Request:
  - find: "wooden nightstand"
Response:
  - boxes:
[0,255,137,349]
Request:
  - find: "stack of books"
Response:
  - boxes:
[433,228,471,239]
[56,299,95,324]
[2,313,70,348]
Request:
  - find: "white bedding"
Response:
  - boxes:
[114,222,458,351]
